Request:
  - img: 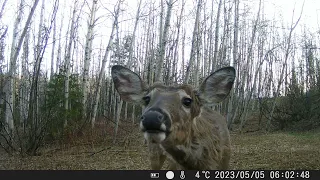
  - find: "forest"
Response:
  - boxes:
[0,0,319,170]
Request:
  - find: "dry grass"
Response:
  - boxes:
[231,130,320,170]
[0,124,319,170]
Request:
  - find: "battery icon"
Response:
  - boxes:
[150,173,160,178]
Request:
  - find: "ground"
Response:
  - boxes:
[0,123,319,170]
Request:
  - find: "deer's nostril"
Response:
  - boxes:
[157,114,164,121]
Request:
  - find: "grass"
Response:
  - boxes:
[0,125,319,170]
[231,131,320,170]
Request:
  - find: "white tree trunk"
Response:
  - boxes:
[5,0,24,135]
[172,1,185,83]
[227,0,239,129]
[212,0,223,71]
[91,1,121,128]
[123,0,142,124]
[20,27,30,128]
[50,5,57,78]
[184,0,201,84]
[64,0,78,128]
[5,0,39,138]
[127,0,142,68]
[56,0,65,75]
[155,0,174,82]
[195,25,201,88]
[0,0,8,20]
[82,0,98,119]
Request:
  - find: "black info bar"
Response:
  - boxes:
[0,170,318,180]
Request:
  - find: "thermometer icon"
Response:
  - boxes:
[180,171,185,179]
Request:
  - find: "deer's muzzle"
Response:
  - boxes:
[140,108,171,143]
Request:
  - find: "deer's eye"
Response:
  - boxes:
[142,96,151,105]
[182,97,193,107]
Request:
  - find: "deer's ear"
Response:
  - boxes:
[111,65,148,104]
[198,67,235,105]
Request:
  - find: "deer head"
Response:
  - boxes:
[111,65,235,144]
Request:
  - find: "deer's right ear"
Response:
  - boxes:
[111,65,148,104]
[198,67,235,105]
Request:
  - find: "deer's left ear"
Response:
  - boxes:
[111,65,148,104]
[198,67,235,105]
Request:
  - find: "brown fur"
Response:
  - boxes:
[146,84,231,170]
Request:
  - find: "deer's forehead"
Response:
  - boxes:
[148,87,192,99]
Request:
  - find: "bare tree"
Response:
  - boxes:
[63,0,78,127]
[212,0,223,71]
[19,17,30,129]
[91,0,121,129]
[50,0,58,78]
[4,0,24,137]
[227,0,239,129]
[171,0,185,84]
[184,0,202,84]
[266,3,304,130]
[82,0,98,120]
[0,0,8,20]
[239,0,262,131]
[155,0,174,82]
[26,0,59,155]
[5,0,40,138]
[126,0,143,124]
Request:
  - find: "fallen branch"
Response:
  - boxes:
[106,149,138,152]
[87,146,111,157]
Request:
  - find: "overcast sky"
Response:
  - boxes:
[1,0,319,74]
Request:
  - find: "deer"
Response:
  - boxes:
[111,65,235,170]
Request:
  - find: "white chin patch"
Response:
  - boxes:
[144,132,166,143]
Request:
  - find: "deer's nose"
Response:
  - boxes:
[141,110,167,132]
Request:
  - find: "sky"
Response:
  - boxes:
[1,0,320,75]
[263,0,319,31]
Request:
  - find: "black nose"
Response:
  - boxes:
[141,110,166,132]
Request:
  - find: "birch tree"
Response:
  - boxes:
[25,0,58,155]
[82,0,98,120]
[19,23,30,129]
[227,0,239,128]
[64,0,78,128]
[154,0,174,82]
[91,0,121,129]
[5,0,40,139]
[171,0,185,84]
[266,3,304,130]
[0,0,8,21]
[239,0,262,131]
[56,1,66,74]
[50,1,58,78]
[212,0,223,71]
[4,0,25,137]
[126,0,143,124]
[184,0,201,84]
[30,0,45,126]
